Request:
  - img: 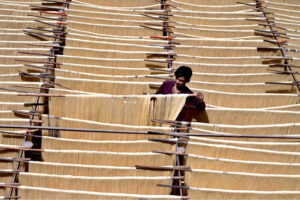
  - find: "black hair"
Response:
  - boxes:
[174,66,192,82]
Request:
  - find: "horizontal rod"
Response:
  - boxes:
[24,102,46,106]
[0,130,43,138]
[258,23,288,31]
[38,10,67,16]
[0,170,23,174]
[144,59,173,63]
[157,184,190,189]
[146,52,176,56]
[15,59,62,65]
[24,64,55,70]
[257,47,283,50]
[27,43,64,48]
[264,39,287,44]
[140,25,173,33]
[148,138,188,144]
[0,86,29,93]
[13,85,52,90]
[144,23,175,28]
[267,69,300,75]
[30,4,65,10]
[25,27,67,34]
[265,81,299,86]
[12,110,41,116]
[43,0,70,4]
[28,14,64,21]
[18,51,55,58]
[24,30,65,40]
[2,124,300,139]
[0,158,30,162]
[150,35,174,40]
[144,12,173,17]
[135,165,191,171]
[153,150,188,156]
[254,29,286,35]
[254,32,289,39]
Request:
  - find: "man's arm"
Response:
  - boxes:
[186,92,206,111]
[156,81,167,94]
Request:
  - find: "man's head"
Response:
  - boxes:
[174,66,192,88]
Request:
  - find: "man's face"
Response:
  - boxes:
[175,76,187,89]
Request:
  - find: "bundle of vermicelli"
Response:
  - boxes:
[49,94,187,126]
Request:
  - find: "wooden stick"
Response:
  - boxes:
[0,130,43,138]
[135,165,191,171]
[18,51,55,58]
[12,110,41,116]
[27,43,64,48]
[25,27,67,34]
[30,5,65,10]
[24,64,56,70]
[19,71,55,79]
[267,69,300,75]
[34,19,63,28]
[144,23,175,28]
[2,124,300,139]
[28,14,64,22]
[236,1,256,6]
[0,183,20,188]
[43,0,70,4]
[0,170,23,174]
[148,138,188,144]
[24,102,45,107]
[258,23,288,31]
[0,146,42,152]
[158,184,190,189]
[24,30,65,40]
[144,59,173,63]
[146,52,176,56]
[0,158,30,163]
[257,47,283,50]
[140,25,173,33]
[140,14,162,20]
[13,85,52,90]
[246,18,274,23]
[263,39,287,44]
[265,81,299,86]
[254,32,289,39]
[15,59,62,65]
[148,131,189,138]
[153,150,188,156]
[144,12,173,17]
[150,35,175,40]
[38,10,67,16]
[0,86,29,93]
[254,29,286,35]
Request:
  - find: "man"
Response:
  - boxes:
[156,66,206,111]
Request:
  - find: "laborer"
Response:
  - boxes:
[156,66,205,111]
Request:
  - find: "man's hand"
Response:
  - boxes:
[196,91,204,102]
